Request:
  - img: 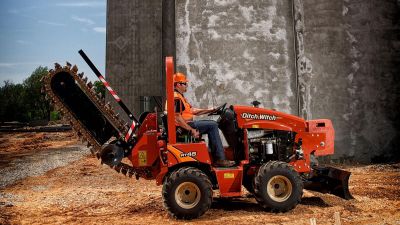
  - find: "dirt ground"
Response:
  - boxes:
[0,132,77,165]
[0,132,399,225]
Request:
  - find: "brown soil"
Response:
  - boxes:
[1,132,399,225]
[0,132,78,169]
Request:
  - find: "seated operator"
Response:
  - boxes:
[167,72,235,167]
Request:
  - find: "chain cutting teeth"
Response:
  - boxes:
[54,63,61,70]
[66,62,72,69]
[43,61,141,179]
[113,164,122,173]
[72,65,78,73]
[90,148,96,155]
[121,167,128,176]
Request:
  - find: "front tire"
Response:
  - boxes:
[254,161,303,212]
[162,167,212,219]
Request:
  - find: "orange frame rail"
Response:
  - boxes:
[165,57,176,144]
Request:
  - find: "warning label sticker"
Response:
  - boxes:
[138,151,147,166]
[224,173,235,179]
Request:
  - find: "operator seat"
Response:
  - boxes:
[161,113,195,143]
[138,111,150,124]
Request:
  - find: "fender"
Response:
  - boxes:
[241,120,293,132]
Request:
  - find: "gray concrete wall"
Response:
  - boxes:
[106,0,400,162]
[175,0,297,114]
[301,0,400,162]
[176,0,400,162]
[106,0,163,120]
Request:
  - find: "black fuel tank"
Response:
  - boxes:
[218,107,243,160]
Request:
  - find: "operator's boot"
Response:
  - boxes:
[214,159,235,167]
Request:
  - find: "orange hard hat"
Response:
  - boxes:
[173,73,188,83]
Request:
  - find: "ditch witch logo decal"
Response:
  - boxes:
[241,112,277,121]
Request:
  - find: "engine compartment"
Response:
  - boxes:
[218,106,298,164]
[247,129,295,164]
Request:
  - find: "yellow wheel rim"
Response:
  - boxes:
[267,175,292,202]
[175,182,201,209]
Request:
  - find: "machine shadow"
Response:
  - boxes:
[210,195,332,213]
[211,197,262,212]
[300,196,332,207]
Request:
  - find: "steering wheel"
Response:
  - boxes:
[208,103,227,116]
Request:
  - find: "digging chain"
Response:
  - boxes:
[43,62,150,179]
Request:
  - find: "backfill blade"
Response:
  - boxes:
[304,166,354,200]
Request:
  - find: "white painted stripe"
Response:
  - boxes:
[125,122,136,141]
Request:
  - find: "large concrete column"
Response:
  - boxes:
[162,0,176,99]
[105,0,400,162]
[175,0,297,113]
[292,0,314,120]
[106,0,163,120]
[301,0,400,162]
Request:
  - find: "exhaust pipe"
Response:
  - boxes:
[304,166,354,200]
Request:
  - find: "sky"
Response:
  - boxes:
[0,0,106,85]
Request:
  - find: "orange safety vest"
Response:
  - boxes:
[165,91,194,121]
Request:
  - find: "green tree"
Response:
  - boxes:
[93,80,105,101]
[23,66,50,121]
[0,66,51,122]
[0,81,27,122]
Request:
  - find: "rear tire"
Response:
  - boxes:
[254,161,303,212]
[162,167,212,219]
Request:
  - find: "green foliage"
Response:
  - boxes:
[0,81,27,121]
[93,80,105,100]
[23,66,50,121]
[50,111,61,121]
[0,66,51,122]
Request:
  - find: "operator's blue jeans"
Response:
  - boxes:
[188,120,226,161]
